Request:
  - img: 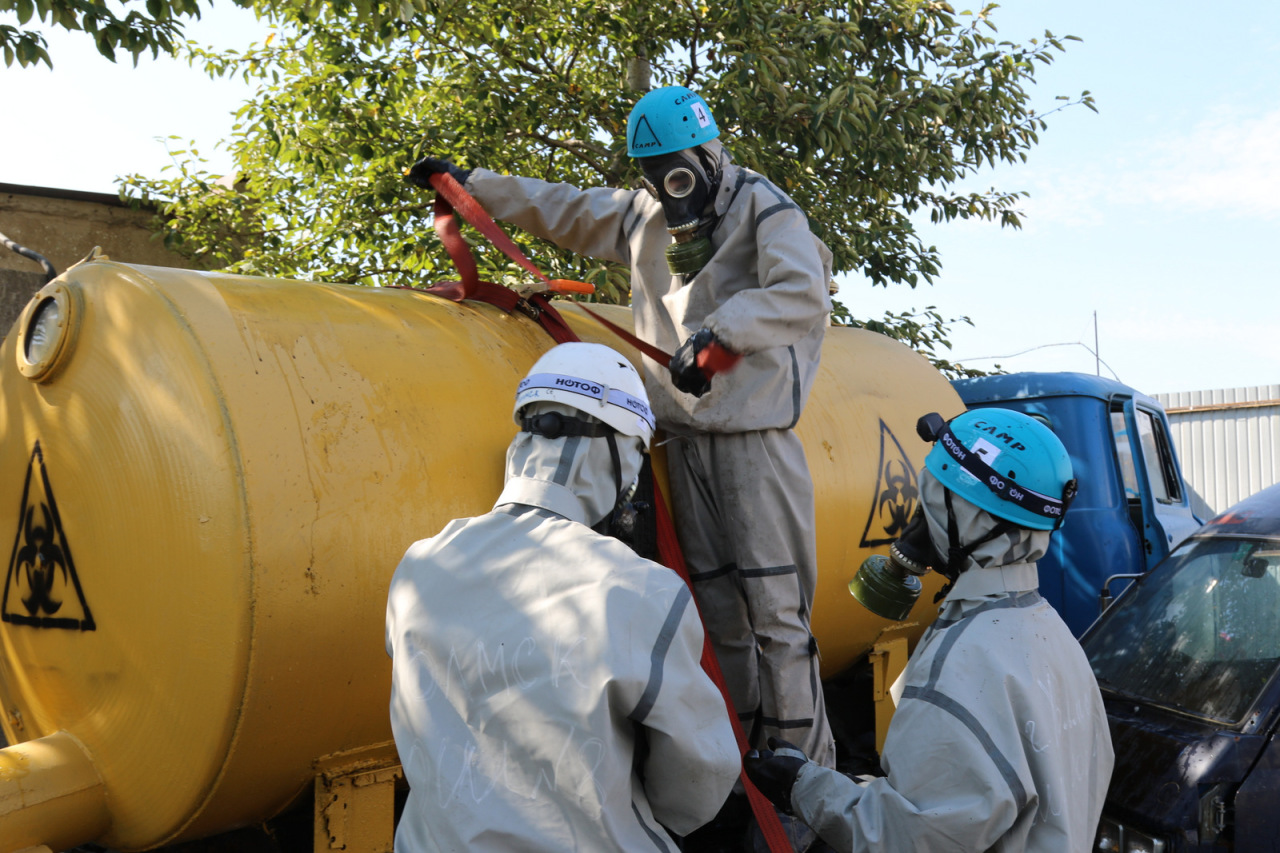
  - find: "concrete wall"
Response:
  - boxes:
[0,183,192,336]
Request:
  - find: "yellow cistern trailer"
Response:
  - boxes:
[0,259,962,851]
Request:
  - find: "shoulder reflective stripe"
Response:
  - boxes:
[630,584,692,724]
[518,372,656,433]
[743,172,792,206]
[900,684,1030,811]
[926,614,973,690]
[725,169,749,209]
[927,591,1044,685]
[631,800,676,852]
[787,345,801,428]
[755,200,801,229]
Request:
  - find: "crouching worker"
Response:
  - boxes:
[744,409,1115,852]
[386,342,740,852]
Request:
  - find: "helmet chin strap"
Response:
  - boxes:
[594,432,648,543]
[933,488,1019,603]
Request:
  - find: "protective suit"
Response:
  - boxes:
[386,345,740,852]
[461,135,837,767]
[784,472,1115,851]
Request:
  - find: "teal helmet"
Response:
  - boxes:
[627,86,720,157]
[920,408,1077,531]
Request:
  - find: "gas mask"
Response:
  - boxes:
[639,149,719,276]
[598,474,650,546]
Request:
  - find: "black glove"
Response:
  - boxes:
[406,156,471,189]
[743,737,810,816]
[668,327,718,397]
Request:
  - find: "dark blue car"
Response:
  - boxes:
[1083,482,1280,851]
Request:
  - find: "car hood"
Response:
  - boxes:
[1104,693,1268,833]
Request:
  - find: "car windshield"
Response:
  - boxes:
[1084,535,1280,724]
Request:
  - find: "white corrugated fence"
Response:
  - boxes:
[1154,385,1280,517]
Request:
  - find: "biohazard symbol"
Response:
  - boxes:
[2,442,94,630]
[630,115,663,152]
[859,420,920,548]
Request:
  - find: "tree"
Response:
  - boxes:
[0,0,252,68]
[123,0,1092,373]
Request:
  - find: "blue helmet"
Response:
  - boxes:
[627,86,720,158]
[921,408,1077,531]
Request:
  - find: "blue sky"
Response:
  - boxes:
[4,2,1278,396]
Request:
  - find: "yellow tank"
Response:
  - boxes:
[0,260,962,851]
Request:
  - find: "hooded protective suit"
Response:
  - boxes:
[463,144,837,766]
[386,402,740,852]
[787,472,1115,852]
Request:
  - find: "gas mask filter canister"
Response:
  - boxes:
[848,505,937,621]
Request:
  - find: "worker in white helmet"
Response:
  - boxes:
[386,342,740,852]
[408,87,838,804]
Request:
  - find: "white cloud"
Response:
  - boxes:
[1124,108,1280,217]
[1020,107,1280,227]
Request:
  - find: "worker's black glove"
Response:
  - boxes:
[407,156,471,189]
[744,737,810,817]
[668,327,719,397]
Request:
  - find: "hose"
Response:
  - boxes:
[0,230,58,282]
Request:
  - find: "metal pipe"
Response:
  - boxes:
[0,731,109,853]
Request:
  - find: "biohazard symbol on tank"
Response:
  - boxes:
[859,420,920,548]
[2,442,94,630]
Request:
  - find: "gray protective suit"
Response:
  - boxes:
[387,404,740,852]
[788,472,1115,852]
[464,149,836,765]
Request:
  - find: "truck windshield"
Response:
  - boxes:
[1084,535,1280,725]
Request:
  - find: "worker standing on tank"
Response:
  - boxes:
[386,342,740,852]
[743,409,1115,852]
[408,86,838,789]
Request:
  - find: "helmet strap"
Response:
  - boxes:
[521,411,612,440]
[933,488,1019,603]
[596,432,649,545]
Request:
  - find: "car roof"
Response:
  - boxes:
[1199,483,1280,538]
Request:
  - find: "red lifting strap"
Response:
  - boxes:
[422,171,794,853]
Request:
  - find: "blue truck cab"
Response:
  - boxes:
[951,372,1202,635]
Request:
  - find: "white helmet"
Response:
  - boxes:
[513,343,655,447]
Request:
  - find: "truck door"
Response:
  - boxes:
[1112,398,1185,570]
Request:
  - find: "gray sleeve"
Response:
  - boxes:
[703,201,832,355]
[629,585,741,835]
[789,690,1024,852]
[464,169,643,266]
[792,763,867,853]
